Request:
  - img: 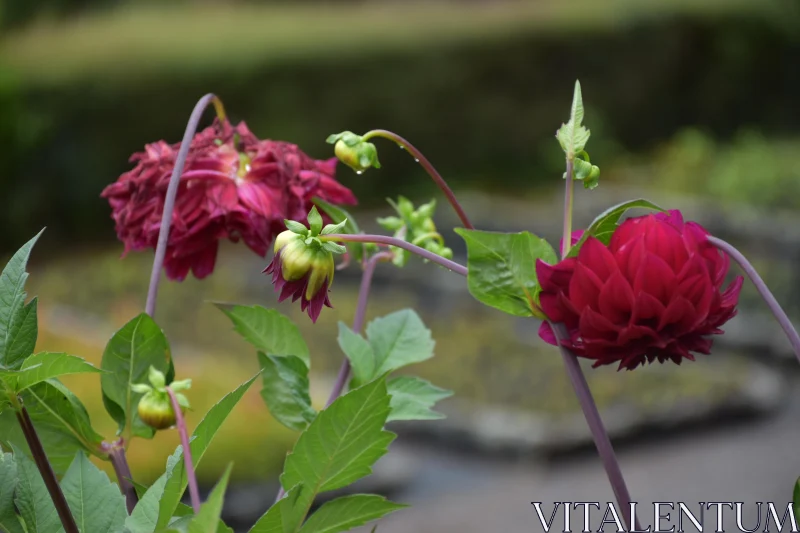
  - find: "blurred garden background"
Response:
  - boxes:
[2,0,800,531]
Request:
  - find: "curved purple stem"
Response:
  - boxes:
[361,129,474,230]
[550,323,641,531]
[145,93,219,318]
[166,387,201,514]
[104,439,138,514]
[322,234,467,276]
[707,235,800,364]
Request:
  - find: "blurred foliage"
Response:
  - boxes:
[650,128,800,208]
[0,0,796,253]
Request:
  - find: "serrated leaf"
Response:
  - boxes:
[365,310,434,376]
[13,448,60,533]
[0,230,43,369]
[258,353,316,432]
[313,198,364,263]
[101,313,172,440]
[126,464,171,532]
[215,305,309,367]
[299,494,407,533]
[249,485,308,533]
[9,352,101,393]
[567,199,666,258]
[0,380,103,476]
[386,376,452,422]
[183,465,232,533]
[280,378,395,497]
[61,452,126,532]
[336,323,375,387]
[454,229,558,317]
[4,298,38,370]
[0,452,25,533]
[152,375,259,529]
[556,80,591,157]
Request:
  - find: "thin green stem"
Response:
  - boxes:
[361,129,474,230]
[16,407,79,533]
[321,233,467,276]
[166,387,201,514]
[561,159,575,257]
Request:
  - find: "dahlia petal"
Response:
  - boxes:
[569,262,605,312]
[633,252,676,305]
[579,308,621,341]
[238,181,280,219]
[615,236,647,283]
[536,258,576,293]
[643,219,688,272]
[658,296,698,335]
[577,237,618,281]
[630,292,665,325]
[618,324,658,345]
[598,271,634,324]
[720,276,744,308]
[538,321,558,345]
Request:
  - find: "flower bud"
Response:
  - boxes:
[138,390,180,430]
[327,131,381,173]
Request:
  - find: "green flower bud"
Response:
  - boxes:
[138,389,180,430]
[274,229,303,255]
[327,131,381,173]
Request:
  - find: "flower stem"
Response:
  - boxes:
[16,407,79,533]
[707,236,800,365]
[361,130,474,230]
[166,387,201,514]
[550,324,641,532]
[561,159,575,257]
[145,93,222,318]
[103,439,138,514]
[275,250,393,503]
[321,234,467,276]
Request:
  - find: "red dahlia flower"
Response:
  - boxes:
[101,119,357,281]
[537,210,743,370]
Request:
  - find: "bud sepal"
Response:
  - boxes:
[131,366,192,431]
[326,131,381,173]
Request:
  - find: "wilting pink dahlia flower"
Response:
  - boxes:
[537,210,743,370]
[101,119,356,281]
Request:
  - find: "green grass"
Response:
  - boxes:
[0,0,773,87]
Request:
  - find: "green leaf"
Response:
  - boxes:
[248,484,308,533]
[307,207,323,236]
[299,495,407,533]
[454,228,558,317]
[13,448,60,533]
[793,477,800,525]
[184,465,232,533]
[258,353,316,432]
[0,380,104,475]
[556,80,591,158]
[281,377,395,498]
[0,452,25,533]
[9,352,101,392]
[0,230,43,369]
[153,374,259,529]
[215,305,310,367]
[386,376,452,422]
[567,199,666,258]
[365,310,434,376]
[336,323,375,387]
[320,219,348,236]
[4,298,38,370]
[572,155,600,190]
[126,463,171,532]
[313,198,364,263]
[170,502,234,533]
[284,220,309,235]
[101,313,172,439]
[61,452,127,533]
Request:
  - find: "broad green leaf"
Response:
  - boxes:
[0,380,103,475]
[170,502,234,533]
[215,305,309,367]
[281,378,395,498]
[101,313,172,440]
[313,198,365,263]
[9,352,101,392]
[454,229,558,317]
[567,199,665,258]
[0,452,25,533]
[61,452,126,532]
[365,310,434,376]
[13,448,60,533]
[299,494,407,533]
[154,375,259,529]
[336,323,375,387]
[386,376,452,422]
[249,485,308,533]
[0,230,43,369]
[4,298,38,370]
[184,465,232,533]
[258,353,316,432]
[556,80,591,158]
[126,463,172,532]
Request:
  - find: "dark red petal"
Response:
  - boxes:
[630,292,665,325]
[191,242,219,279]
[569,262,604,312]
[579,308,621,342]
[633,252,676,305]
[538,322,558,345]
[658,296,698,335]
[598,271,634,325]
[536,258,576,293]
[577,237,618,281]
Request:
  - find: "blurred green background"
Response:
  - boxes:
[2,0,800,506]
